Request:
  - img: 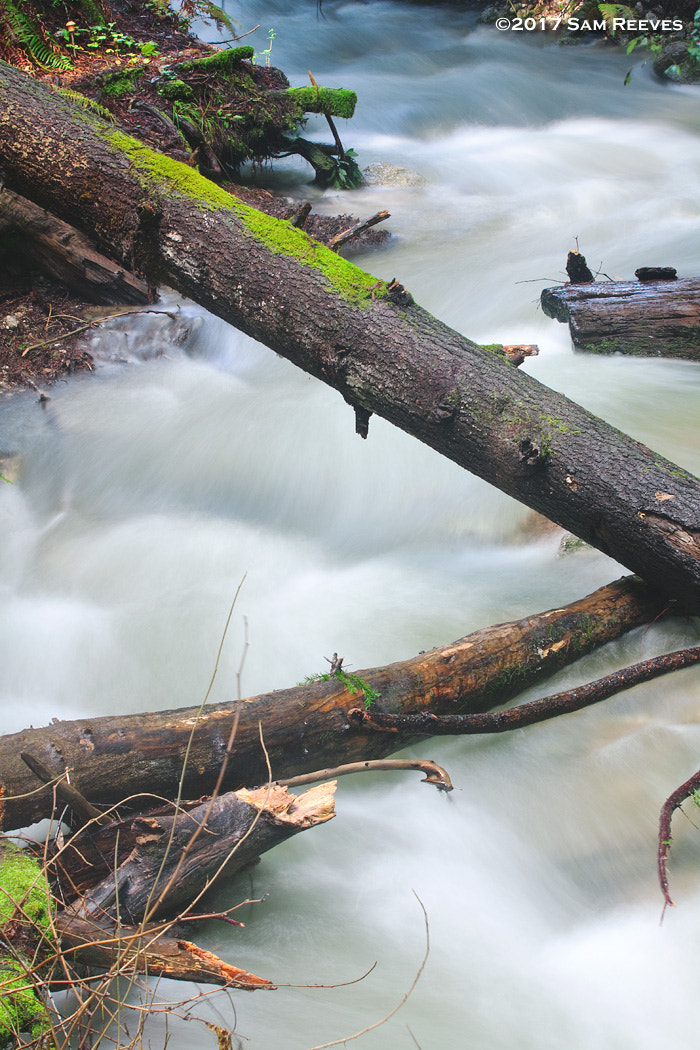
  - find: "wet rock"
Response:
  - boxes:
[653,41,700,82]
[362,162,427,187]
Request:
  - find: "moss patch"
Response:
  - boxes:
[103,128,386,304]
[174,44,254,75]
[286,86,357,118]
[0,840,55,1049]
[0,841,52,932]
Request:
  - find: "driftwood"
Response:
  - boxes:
[0,576,666,831]
[0,186,149,305]
[54,913,276,989]
[1,61,700,609]
[328,210,390,250]
[541,276,700,359]
[58,783,336,923]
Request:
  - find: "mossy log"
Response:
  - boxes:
[541,277,700,359]
[284,85,357,118]
[1,61,700,609]
[0,577,666,831]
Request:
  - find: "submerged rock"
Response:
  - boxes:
[362,162,427,187]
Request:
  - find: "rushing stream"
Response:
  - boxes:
[3,2,700,1047]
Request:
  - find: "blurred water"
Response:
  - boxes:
[2,2,700,1047]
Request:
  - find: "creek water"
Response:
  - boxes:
[3,2,700,1047]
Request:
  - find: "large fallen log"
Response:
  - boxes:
[1,63,700,609]
[541,276,700,359]
[0,577,665,831]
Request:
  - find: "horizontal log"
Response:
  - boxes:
[541,278,700,359]
[0,576,664,831]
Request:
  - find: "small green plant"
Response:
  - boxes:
[299,668,380,709]
[0,0,72,68]
[254,26,275,66]
[328,148,363,190]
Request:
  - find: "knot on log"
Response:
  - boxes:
[519,437,546,471]
[432,389,460,423]
[353,405,372,439]
[385,278,413,307]
[635,266,677,282]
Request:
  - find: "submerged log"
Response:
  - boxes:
[0,577,665,831]
[2,63,699,608]
[541,276,700,360]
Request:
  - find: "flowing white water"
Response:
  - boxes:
[2,2,700,1046]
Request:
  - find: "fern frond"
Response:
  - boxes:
[54,87,116,123]
[0,0,72,69]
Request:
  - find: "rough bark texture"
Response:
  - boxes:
[541,278,700,359]
[1,62,700,609]
[0,577,665,831]
[0,186,149,305]
[63,783,336,922]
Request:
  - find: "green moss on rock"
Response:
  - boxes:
[158,78,195,102]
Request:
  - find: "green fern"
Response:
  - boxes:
[177,0,238,35]
[0,0,72,69]
[298,669,380,709]
[54,87,116,123]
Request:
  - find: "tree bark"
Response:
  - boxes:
[0,576,665,831]
[0,186,149,305]
[1,61,700,609]
[54,912,276,989]
[59,783,336,922]
[541,278,700,359]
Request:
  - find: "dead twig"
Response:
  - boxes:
[303,892,429,1050]
[278,758,452,792]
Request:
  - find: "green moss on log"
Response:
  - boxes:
[174,44,254,75]
[103,128,385,304]
[285,86,357,118]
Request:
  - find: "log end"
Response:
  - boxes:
[238,782,336,828]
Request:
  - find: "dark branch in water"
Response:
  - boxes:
[348,646,700,735]
[658,765,700,912]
